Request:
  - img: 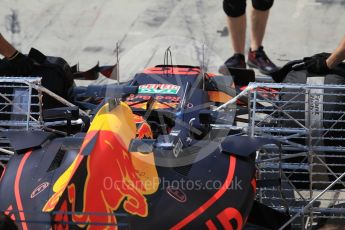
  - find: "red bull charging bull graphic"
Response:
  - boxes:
[43,102,159,229]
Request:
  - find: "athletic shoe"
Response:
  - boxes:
[247,46,278,75]
[219,53,246,75]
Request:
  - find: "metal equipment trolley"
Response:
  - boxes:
[246,82,345,229]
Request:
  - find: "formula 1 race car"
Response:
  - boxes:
[0,54,283,230]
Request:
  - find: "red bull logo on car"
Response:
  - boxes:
[43,102,159,229]
[67,130,150,228]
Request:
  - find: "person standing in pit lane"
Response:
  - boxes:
[219,0,278,75]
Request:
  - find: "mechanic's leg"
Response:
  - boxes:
[250,8,269,51]
[247,0,277,75]
[223,0,247,54]
[219,0,247,73]
[227,14,246,55]
[250,0,273,50]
